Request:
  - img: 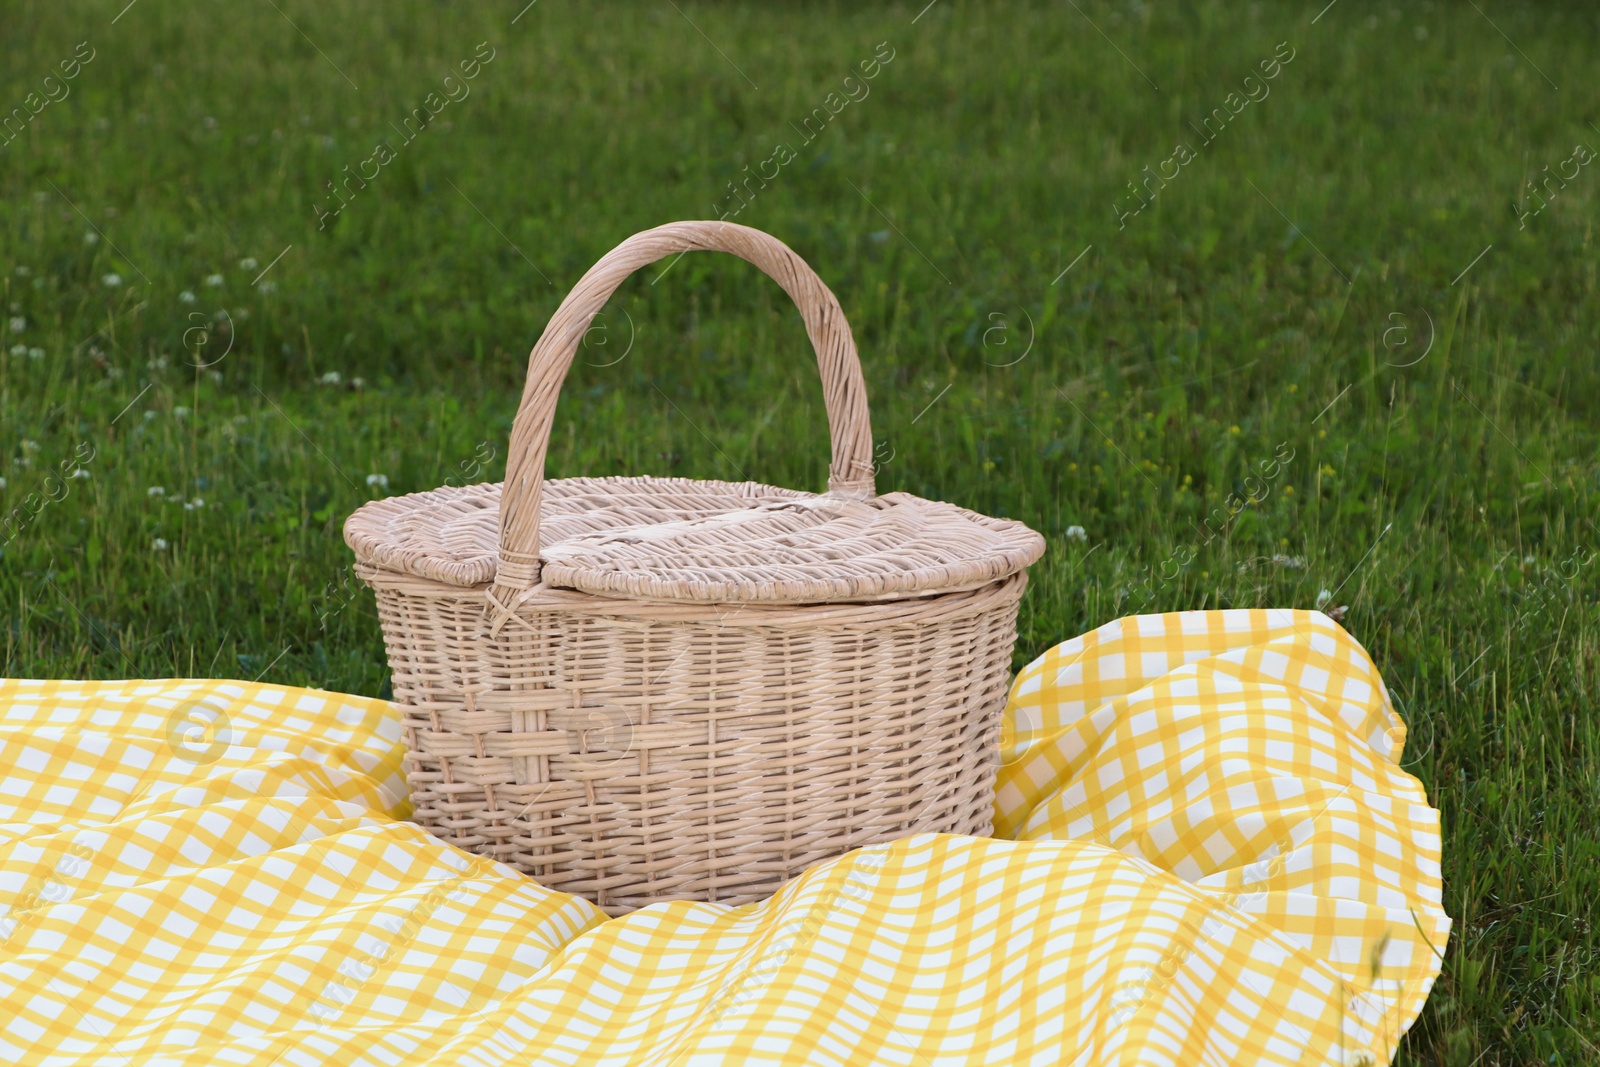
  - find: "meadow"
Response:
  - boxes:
[2,0,1598,1061]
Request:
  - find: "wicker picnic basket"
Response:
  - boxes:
[345,221,1045,912]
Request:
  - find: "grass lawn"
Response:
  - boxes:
[2,0,1597,1060]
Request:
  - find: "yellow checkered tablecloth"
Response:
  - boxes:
[0,610,1447,1065]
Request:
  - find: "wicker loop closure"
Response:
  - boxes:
[494,221,876,606]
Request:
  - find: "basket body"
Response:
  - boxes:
[362,551,1025,912]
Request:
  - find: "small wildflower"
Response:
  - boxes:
[207,370,223,384]
[239,257,259,271]
[20,439,39,453]
[232,414,250,425]
[257,281,277,294]
[173,406,190,418]
[366,473,389,489]
[1270,554,1305,569]
[179,290,197,304]
[1228,425,1241,435]
[1523,555,1535,565]
[152,538,169,551]
[184,497,205,511]
[1283,485,1294,494]
[1316,589,1333,609]
[1065,525,1088,542]
[1320,465,1336,477]
[350,376,365,391]
[14,266,30,277]
[7,316,24,333]
[0,476,6,489]
[27,347,43,361]
[234,307,250,320]
[70,468,90,480]
[84,231,100,246]
[205,274,224,287]
[148,486,165,497]
[1288,384,1298,392]
[143,410,157,421]
[8,344,24,356]
[319,371,342,386]
[102,273,124,287]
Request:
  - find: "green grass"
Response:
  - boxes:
[3,0,1598,1060]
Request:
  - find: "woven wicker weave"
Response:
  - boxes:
[346,221,1045,911]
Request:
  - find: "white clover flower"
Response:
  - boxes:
[20,439,39,453]
[179,290,197,304]
[70,468,90,479]
[173,406,190,418]
[148,486,166,497]
[366,473,389,489]
[8,344,24,356]
[205,274,224,287]
[1064,525,1088,542]
[0,476,6,489]
[7,317,24,333]
[152,538,169,551]
[27,347,43,361]
[184,498,204,511]
[1270,554,1306,569]
[239,257,259,270]
[1315,589,1332,609]
[102,273,123,288]
[207,370,223,384]
[84,231,99,245]
[350,377,365,391]
[143,410,157,421]
[257,281,277,294]
[319,371,342,385]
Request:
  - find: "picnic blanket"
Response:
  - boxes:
[0,609,1448,1066]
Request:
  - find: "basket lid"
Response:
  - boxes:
[345,476,1043,604]
[343,477,810,589]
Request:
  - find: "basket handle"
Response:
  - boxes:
[492,220,876,608]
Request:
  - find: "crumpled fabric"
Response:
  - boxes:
[0,609,1446,1066]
